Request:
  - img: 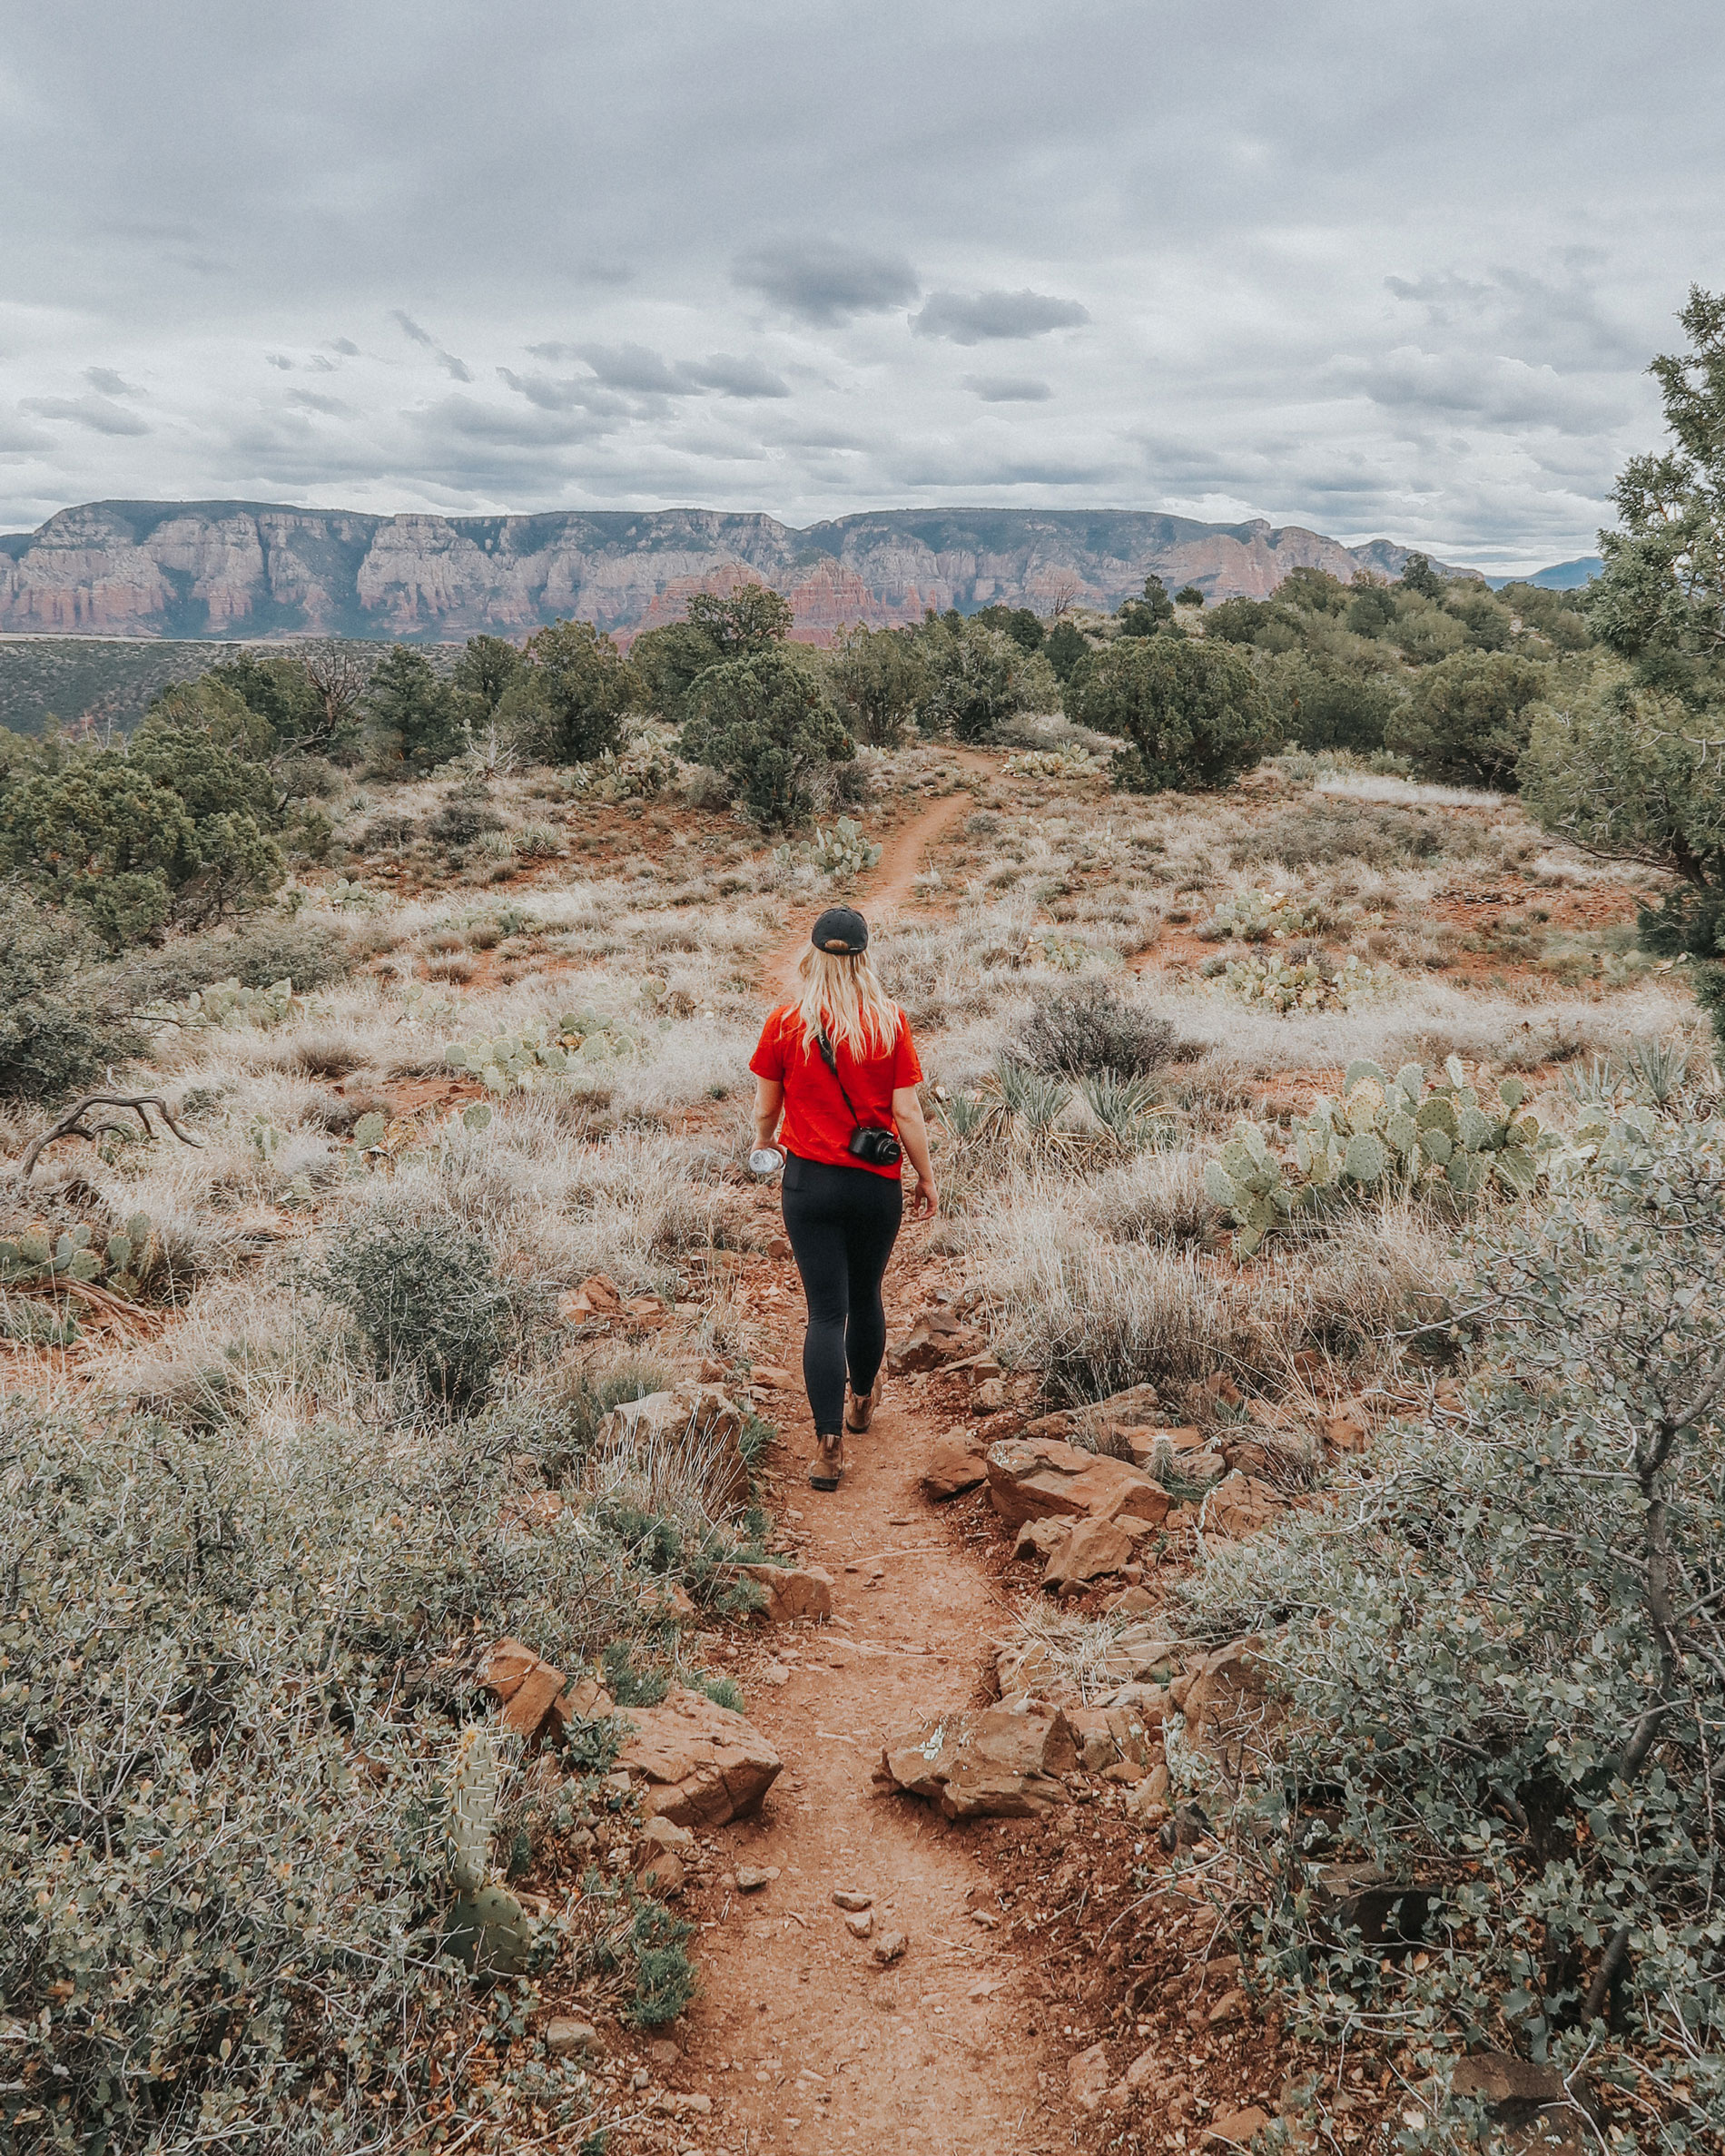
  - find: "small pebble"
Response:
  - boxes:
[872,1930,908,1965]
[736,1866,780,1892]
[843,1908,874,1939]
[833,1889,872,1913]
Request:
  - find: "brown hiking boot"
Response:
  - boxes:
[845,1372,883,1434]
[809,1432,846,1491]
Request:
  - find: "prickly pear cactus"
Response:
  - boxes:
[104,1211,155,1298]
[1203,1121,1296,1257]
[441,1884,533,1979]
[0,1225,100,1287]
[1206,1057,1551,1259]
[145,976,306,1031]
[446,1009,636,1092]
[447,1728,501,1895]
[1203,886,1321,943]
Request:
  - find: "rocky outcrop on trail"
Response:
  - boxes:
[877,1699,1080,1818]
[615,1686,782,1828]
[0,499,1465,644]
[985,1433,1173,1532]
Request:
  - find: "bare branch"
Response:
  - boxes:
[16,1093,204,1181]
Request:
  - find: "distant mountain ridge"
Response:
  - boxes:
[0,500,1475,645]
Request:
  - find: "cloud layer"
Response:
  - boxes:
[0,1,1720,571]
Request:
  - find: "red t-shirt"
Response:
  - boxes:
[749,1004,923,1178]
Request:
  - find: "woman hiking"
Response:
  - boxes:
[748,906,937,1491]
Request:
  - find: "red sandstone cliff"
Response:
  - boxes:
[0,502,1466,642]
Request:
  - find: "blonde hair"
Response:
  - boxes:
[793,944,900,1058]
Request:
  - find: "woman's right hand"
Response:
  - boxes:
[910,1173,939,1220]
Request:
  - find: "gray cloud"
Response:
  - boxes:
[688,353,792,399]
[732,239,920,324]
[84,366,139,397]
[0,4,1720,567]
[912,290,1089,344]
[964,374,1054,402]
[575,343,692,396]
[390,310,473,383]
[21,394,150,437]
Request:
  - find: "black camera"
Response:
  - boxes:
[848,1125,902,1167]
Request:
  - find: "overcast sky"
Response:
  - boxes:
[1,1,1720,570]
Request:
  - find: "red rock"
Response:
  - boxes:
[879,1699,1079,1818]
[735,1562,833,1621]
[1204,1472,1289,1539]
[1204,2105,1273,2147]
[1068,2042,1113,2113]
[986,1435,1172,1531]
[922,1431,990,1500]
[616,1686,782,1828]
[1040,1514,1141,1593]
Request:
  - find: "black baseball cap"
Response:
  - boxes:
[810,906,869,955]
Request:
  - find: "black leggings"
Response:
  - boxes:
[780,1154,903,1436]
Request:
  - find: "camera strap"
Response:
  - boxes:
[814,1030,871,1134]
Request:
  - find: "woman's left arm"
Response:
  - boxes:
[753,1076,784,1151]
[892,1086,939,1218]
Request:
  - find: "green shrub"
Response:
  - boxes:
[0,704,285,947]
[1044,620,1091,683]
[498,617,639,765]
[365,643,464,769]
[114,913,355,1006]
[914,615,1059,741]
[624,1904,697,2026]
[1065,636,1276,792]
[323,1213,515,1405]
[0,892,142,1102]
[1385,649,1551,787]
[1019,980,1176,1078]
[1182,1105,1725,2144]
[825,624,927,744]
[679,647,854,826]
[1264,654,1400,753]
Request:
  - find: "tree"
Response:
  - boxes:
[1520,662,1725,886]
[973,604,1045,652]
[685,583,794,657]
[1263,654,1399,753]
[364,645,462,770]
[1586,284,1725,697]
[679,648,853,826]
[298,642,375,757]
[0,706,284,948]
[1396,549,1445,599]
[1174,584,1206,608]
[498,617,639,764]
[1386,649,1550,787]
[1065,636,1276,792]
[1043,620,1090,684]
[825,625,927,746]
[1276,566,1349,615]
[915,616,1059,741]
[207,651,327,752]
[1117,572,1178,638]
[630,623,724,721]
[1346,580,1398,636]
[452,635,524,714]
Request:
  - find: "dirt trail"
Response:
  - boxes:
[673,747,1064,2151]
[677,1357,1060,2154]
[763,752,992,995]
